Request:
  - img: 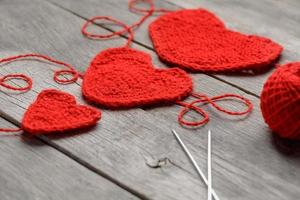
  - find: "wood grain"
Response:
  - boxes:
[46,0,300,96]
[1,0,300,199]
[0,117,138,200]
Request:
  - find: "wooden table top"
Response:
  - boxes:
[0,0,299,199]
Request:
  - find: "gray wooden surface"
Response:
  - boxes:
[0,0,299,199]
[0,118,138,200]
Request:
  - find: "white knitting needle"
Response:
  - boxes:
[172,129,220,200]
[207,129,212,200]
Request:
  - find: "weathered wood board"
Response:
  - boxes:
[0,118,138,200]
[1,0,299,200]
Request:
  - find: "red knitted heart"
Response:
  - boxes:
[22,89,101,135]
[149,9,283,72]
[82,47,193,108]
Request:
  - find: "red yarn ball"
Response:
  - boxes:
[260,62,300,139]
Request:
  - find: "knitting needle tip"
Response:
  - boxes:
[171,129,220,200]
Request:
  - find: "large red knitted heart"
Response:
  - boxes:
[149,9,283,72]
[82,47,193,108]
[22,89,101,135]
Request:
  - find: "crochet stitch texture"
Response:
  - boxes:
[22,89,101,135]
[260,62,300,139]
[149,9,283,72]
[82,47,193,108]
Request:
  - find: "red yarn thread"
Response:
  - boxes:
[81,16,134,47]
[0,74,32,91]
[177,93,253,127]
[191,93,253,115]
[0,54,82,133]
[261,63,300,139]
[0,54,81,90]
[0,128,22,132]
[81,0,171,47]
[177,100,209,126]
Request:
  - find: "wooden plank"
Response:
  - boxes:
[45,0,300,96]
[1,0,300,199]
[0,117,139,200]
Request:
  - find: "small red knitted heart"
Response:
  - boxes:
[149,9,283,72]
[82,47,193,108]
[22,89,101,135]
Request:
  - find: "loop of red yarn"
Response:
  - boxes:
[0,74,32,92]
[0,54,80,90]
[54,70,79,84]
[177,100,209,127]
[261,62,300,139]
[81,0,170,47]
[191,93,253,115]
[81,16,134,47]
[177,93,253,127]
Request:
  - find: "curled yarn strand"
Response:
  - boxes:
[0,53,81,92]
[81,0,171,47]
[81,16,134,47]
[177,93,253,127]
[0,74,32,91]
[177,100,210,127]
[191,93,253,115]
